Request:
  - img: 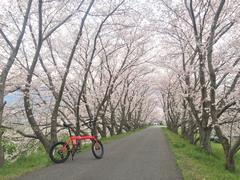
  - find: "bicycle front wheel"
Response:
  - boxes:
[49,142,70,163]
[92,140,104,159]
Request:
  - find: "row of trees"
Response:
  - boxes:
[0,0,157,166]
[158,0,240,171]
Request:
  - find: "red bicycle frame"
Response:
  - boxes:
[61,124,97,150]
[67,135,97,146]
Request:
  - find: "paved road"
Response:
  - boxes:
[17,127,182,180]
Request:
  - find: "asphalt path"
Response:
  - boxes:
[17,127,182,180]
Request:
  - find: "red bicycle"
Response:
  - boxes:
[49,122,104,163]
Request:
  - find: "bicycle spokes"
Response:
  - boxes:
[55,147,67,159]
[92,140,104,159]
[94,142,101,150]
[49,142,70,163]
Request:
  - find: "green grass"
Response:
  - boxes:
[0,128,145,180]
[163,128,240,180]
[0,147,51,180]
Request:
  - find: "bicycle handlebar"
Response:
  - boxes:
[63,121,94,128]
[63,121,95,136]
[81,120,94,127]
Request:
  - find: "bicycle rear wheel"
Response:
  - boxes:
[49,142,70,163]
[92,140,104,159]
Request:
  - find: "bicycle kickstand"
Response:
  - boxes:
[71,143,80,160]
[71,149,76,160]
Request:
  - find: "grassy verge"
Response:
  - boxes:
[163,128,240,180]
[0,147,51,180]
[0,128,145,180]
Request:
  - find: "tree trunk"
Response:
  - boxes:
[107,126,115,136]
[41,140,51,153]
[118,114,125,134]
[117,122,123,135]
[169,123,178,134]
[199,127,212,153]
[101,116,107,137]
[0,0,33,167]
[91,119,98,136]
[181,123,187,138]
[0,130,4,167]
[109,110,116,136]
[124,123,131,132]
[214,125,237,172]
[187,118,196,144]
[97,126,105,138]
[187,126,195,144]
[225,153,235,171]
[0,92,5,167]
